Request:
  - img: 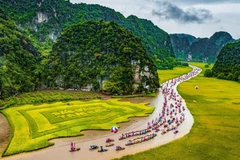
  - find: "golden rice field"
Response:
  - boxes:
[2,99,153,156]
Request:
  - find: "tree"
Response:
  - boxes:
[204,69,213,77]
[217,73,226,79]
[226,73,233,80]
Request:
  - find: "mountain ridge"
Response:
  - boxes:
[170,31,235,62]
[0,0,176,69]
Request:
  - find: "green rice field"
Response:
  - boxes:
[0,90,102,110]
[2,99,153,156]
[117,62,240,160]
[158,66,192,84]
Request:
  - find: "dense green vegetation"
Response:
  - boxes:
[0,9,41,99]
[117,62,240,160]
[170,32,234,62]
[2,99,153,156]
[122,15,176,69]
[0,8,160,99]
[46,20,159,94]
[0,0,176,69]
[207,41,240,82]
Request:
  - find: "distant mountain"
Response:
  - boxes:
[208,41,240,82]
[47,20,159,94]
[0,9,41,99]
[0,0,176,69]
[187,38,209,61]
[170,32,235,62]
[170,34,197,61]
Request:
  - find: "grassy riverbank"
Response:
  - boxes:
[117,62,240,160]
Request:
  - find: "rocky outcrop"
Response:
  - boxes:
[36,12,49,23]
[170,34,196,61]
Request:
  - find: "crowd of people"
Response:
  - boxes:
[157,67,201,135]
[117,67,201,146]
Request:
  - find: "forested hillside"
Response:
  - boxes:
[46,20,159,94]
[0,9,41,99]
[0,0,176,69]
[206,41,240,82]
[123,15,176,69]
[170,32,234,62]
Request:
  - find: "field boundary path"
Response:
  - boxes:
[2,65,202,160]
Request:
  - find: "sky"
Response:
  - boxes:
[70,0,240,39]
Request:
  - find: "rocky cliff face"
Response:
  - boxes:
[170,32,235,62]
[170,34,197,61]
[36,12,49,23]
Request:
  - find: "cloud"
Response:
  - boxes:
[168,0,240,5]
[152,2,213,24]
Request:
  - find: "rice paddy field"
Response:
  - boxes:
[1,99,154,156]
[0,90,102,110]
[158,66,192,84]
[118,62,240,160]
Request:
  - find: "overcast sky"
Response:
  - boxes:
[70,0,240,39]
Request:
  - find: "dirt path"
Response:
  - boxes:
[2,66,202,160]
[0,113,10,156]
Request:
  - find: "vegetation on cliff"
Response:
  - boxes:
[170,34,196,61]
[45,20,159,94]
[0,9,41,99]
[205,41,240,82]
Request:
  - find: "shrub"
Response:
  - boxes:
[238,75,240,83]
[177,62,189,67]
[226,73,233,80]
[233,71,240,81]
[217,73,226,79]
[204,69,213,77]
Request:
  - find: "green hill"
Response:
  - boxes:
[209,41,240,82]
[0,9,40,99]
[0,0,175,69]
[46,20,159,94]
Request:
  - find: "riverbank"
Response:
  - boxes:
[0,113,10,156]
